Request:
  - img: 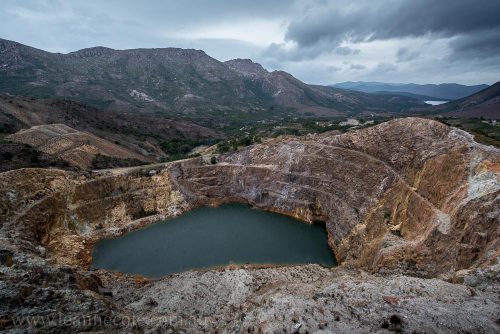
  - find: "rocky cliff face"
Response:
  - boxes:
[1,118,498,332]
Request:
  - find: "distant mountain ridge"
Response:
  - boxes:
[427,81,500,119]
[0,38,423,119]
[331,81,489,101]
[225,59,425,115]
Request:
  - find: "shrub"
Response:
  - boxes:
[2,152,13,160]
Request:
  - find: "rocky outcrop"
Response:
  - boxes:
[0,118,498,332]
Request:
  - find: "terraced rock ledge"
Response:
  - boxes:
[1,118,499,333]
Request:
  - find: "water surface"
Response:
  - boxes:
[425,100,448,105]
[92,204,336,277]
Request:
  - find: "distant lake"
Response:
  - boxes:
[425,100,448,106]
[91,204,337,277]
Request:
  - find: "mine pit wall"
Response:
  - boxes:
[168,158,448,276]
[166,122,498,277]
[2,159,497,278]
[0,168,189,267]
[1,118,498,279]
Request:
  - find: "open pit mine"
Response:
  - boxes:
[1,118,499,333]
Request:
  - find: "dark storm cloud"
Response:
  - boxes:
[261,42,359,62]
[448,28,500,60]
[281,0,500,59]
[287,0,500,44]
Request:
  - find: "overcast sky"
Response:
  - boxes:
[1,0,499,85]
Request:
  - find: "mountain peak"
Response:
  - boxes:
[66,46,210,59]
[225,58,268,78]
[67,46,116,58]
[0,38,19,48]
[0,38,43,54]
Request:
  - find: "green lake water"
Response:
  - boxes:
[91,204,336,277]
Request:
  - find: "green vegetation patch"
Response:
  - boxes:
[160,138,217,161]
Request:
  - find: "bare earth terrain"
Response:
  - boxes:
[7,124,148,169]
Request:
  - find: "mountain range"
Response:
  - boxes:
[0,38,423,120]
[331,81,489,101]
[425,81,500,119]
